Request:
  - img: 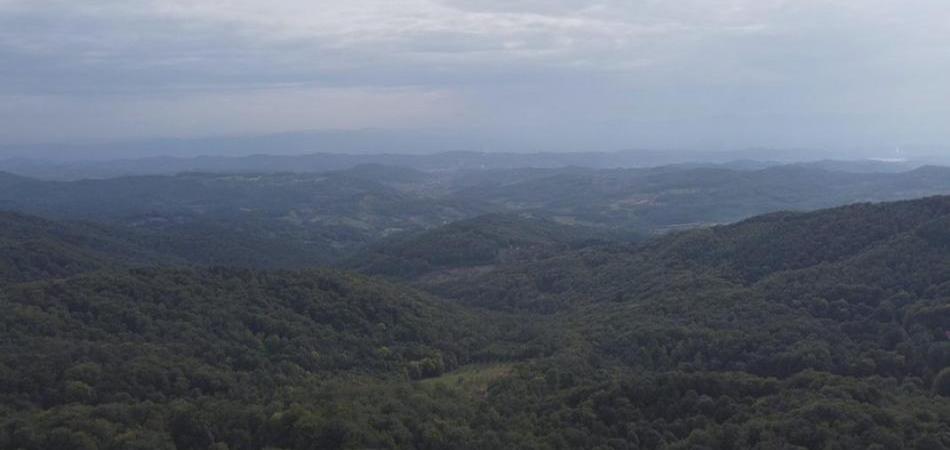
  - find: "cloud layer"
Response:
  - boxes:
[1,0,949,152]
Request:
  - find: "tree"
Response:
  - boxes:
[934,367,950,397]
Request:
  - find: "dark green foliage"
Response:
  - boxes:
[0,212,182,283]
[450,165,950,231]
[0,268,480,396]
[411,196,950,447]
[3,164,950,271]
[0,268,542,449]
[0,169,476,265]
[0,212,333,282]
[2,193,950,448]
[348,213,636,281]
[935,368,950,397]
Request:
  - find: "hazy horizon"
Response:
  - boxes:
[2,1,950,158]
[1,128,945,164]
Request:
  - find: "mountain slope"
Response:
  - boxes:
[437,196,950,311]
[0,169,478,263]
[1,195,949,449]
[0,212,183,283]
[347,213,637,281]
[449,165,950,231]
[0,211,340,278]
[3,165,950,265]
[0,268,556,449]
[434,196,950,448]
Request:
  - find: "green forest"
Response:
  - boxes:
[0,167,949,449]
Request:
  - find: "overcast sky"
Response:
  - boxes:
[1,0,949,154]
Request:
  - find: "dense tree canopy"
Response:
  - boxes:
[1,182,949,448]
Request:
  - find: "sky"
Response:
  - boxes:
[1,0,949,156]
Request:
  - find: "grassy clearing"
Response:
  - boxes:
[419,363,513,395]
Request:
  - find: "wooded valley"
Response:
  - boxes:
[0,164,948,449]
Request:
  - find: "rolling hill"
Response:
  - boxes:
[347,213,638,282]
[1,186,949,449]
[0,212,182,283]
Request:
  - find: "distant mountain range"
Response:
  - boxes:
[0,151,933,181]
[4,129,947,179]
[2,163,950,271]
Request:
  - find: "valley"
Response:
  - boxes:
[1,162,948,449]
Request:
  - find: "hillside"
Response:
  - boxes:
[0,212,340,276]
[347,213,637,281]
[450,165,950,232]
[1,196,949,449]
[435,196,950,311]
[424,196,950,448]
[0,212,183,283]
[0,168,475,264]
[2,165,950,269]
[0,268,559,449]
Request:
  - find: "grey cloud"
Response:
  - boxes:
[0,0,948,154]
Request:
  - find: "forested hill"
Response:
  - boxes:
[0,268,552,449]
[422,196,950,448]
[2,164,950,267]
[0,212,182,283]
[0,169,477,263]
[0,268,485,383]
[347,213,638,281]
[0,196,948,449]
[0,211,334,278]
[449,165,950,231]
[436,195,950,311]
